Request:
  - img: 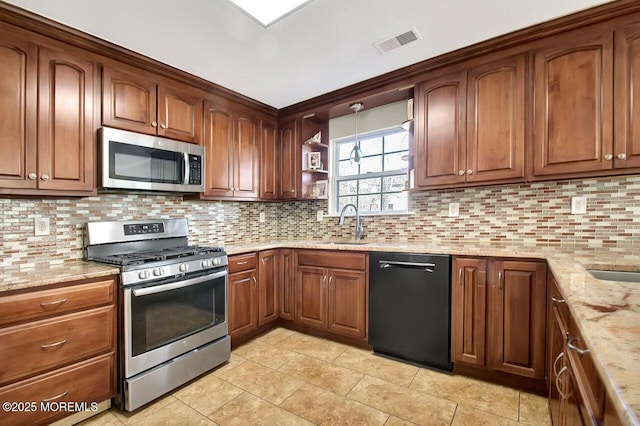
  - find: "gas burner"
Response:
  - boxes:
[89,245,224,266]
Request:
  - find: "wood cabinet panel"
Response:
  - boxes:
[297,250,366,270]
[203,100,234,197]
[296,266,328,330]
[157,82,202,144]
[228,252,257,273]
[259,119,279,199]
[278,118,299,199]
[491,261,547,379]
[258,250,278,326]
[451,258,487,367]
[533,30,614,176]
[415,71,467,187]
[0,25,37,189]
[234,112,259,197]
[328,269,366,338]
[548,306,567,426]
[0,353,114,426]
[0,278,115,327]
[228,269,257,338]
[615,23,640,169]
[279,249,295,321]
[0,306,114,386]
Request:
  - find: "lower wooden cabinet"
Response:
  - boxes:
[258,250,278,326]
[278,249,296,321]
[296,250,367,340]
[451,257,547,381]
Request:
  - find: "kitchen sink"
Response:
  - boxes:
[587,269,640,283]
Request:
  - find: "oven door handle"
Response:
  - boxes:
[132,270,227,297]
[183,152,190,185]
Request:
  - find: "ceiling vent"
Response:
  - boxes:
[374,28,421,54]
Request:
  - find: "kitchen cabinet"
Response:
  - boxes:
[414,54,525,188]
[258,250,278,326]
[102,64,203,144]
[296,250,367,339]
[228,253,258,339]
[0,276,116,425]
[299,115,330,200]
[259,119,280,200]
[278,118,299,199]
[278,249,296,321]
[451,257,546,381]
[0,23,96,196]
[199,95,259,200]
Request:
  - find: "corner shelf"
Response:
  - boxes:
[302,169,329,174]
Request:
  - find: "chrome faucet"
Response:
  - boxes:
[338,203,365,241]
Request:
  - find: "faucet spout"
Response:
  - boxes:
[338,203,365,240]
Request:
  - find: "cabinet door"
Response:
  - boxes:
[533,30,613,176]
[157,82,203,144]
[491,261,547,379]
[0,26,37,190]
[467,54,525,182]
[228,269,257,338]
[614,23,640,169]
[451,257,487,367]
[258,250,278,326]
[548,307,568,426]
[279,249,295,321]
[102,66,157,135]
[415,71,466,187]
[296,266,327,330]
[203,99,234,197]
[259,119,279,200]
[233,111,259,198]
[279,118,299,199]
[328,269,366,338]
[37,46,95,192]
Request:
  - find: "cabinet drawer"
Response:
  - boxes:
[0,306,115,386]
[0,353,115,426]
[0,278,115,327]
[228,253,257,273]
[297,250,366,270]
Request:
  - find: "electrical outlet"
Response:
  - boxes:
[571,196,587,214]
[448,202,460,218]
[34,217,50,236]
[259,212,266,223]
[316,210,324,222]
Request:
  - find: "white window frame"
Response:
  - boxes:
[330,126,409,216]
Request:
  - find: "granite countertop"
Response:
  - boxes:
[1,240,637,424]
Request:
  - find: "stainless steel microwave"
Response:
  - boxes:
[99,127,204,193]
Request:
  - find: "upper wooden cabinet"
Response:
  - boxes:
[102,65,203,144]
[415,54,526,188]
[259,119,279,200]
[278,118,299,199]
[199,96,259,200]
[0,23,96,196]
[532,29,614,177]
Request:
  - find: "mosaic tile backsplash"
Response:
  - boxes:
[1,175,639,268]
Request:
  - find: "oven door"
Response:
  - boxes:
[123,268,228,378]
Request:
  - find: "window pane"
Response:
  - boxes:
[382,193,408,211]
[337,196,357,211]
[384,131,409,152]
[338,143,353,160]
[384,152,408,172]
[383,175,407,192]
[359,137,382,156]
[358,194,381,212]
[359,155,382,174]
[338,180,357,196]
[358,178,381,194]
[338,159,358,176]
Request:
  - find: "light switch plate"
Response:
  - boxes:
[316,210,324,221]
[259,212,266,223]
[448,203,460,218]
[571,196,587,214]
[34,217,50,236]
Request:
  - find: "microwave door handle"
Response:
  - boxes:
[183,152,190,185]
[132,270,228,297]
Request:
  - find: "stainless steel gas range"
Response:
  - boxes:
[85,218,230,411]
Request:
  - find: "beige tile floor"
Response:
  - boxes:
[81,328,551,426]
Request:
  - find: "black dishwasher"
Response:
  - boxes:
[369,252,452,371]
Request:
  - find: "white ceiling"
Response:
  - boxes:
[5,0,612,109]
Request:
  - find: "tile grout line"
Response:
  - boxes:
[450,403,459,426]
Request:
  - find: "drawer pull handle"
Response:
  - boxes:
[329,276,333,288]
[236,261,248,265]
[498,271,503,290]
[40,338,68,349]
[40,298,68,307]
[458,268,463,286]
[553,352,564,377]
[551,296,565,304]
[567,338,590,355]
[252,276,257,288]
[42,390,68,402]
[556,366,568,399]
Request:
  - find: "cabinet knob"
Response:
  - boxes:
[291,189,295,193]
[458,170,465,176]
[40,174,50,181]
[151,121,158,128]
[467,169,473,175]
[617,153,627,160]
[160,123,167,129]
[603,154,613,161]
[28,173,37,180]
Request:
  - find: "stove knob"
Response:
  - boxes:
[213,257,220,265]
[201,259,211,268]
[138,270,150,280]
[153,267,165,277]
[179,263,189,273]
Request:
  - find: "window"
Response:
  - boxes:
[332,127,409,215]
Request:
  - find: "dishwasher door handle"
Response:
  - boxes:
[379,260,435,272]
